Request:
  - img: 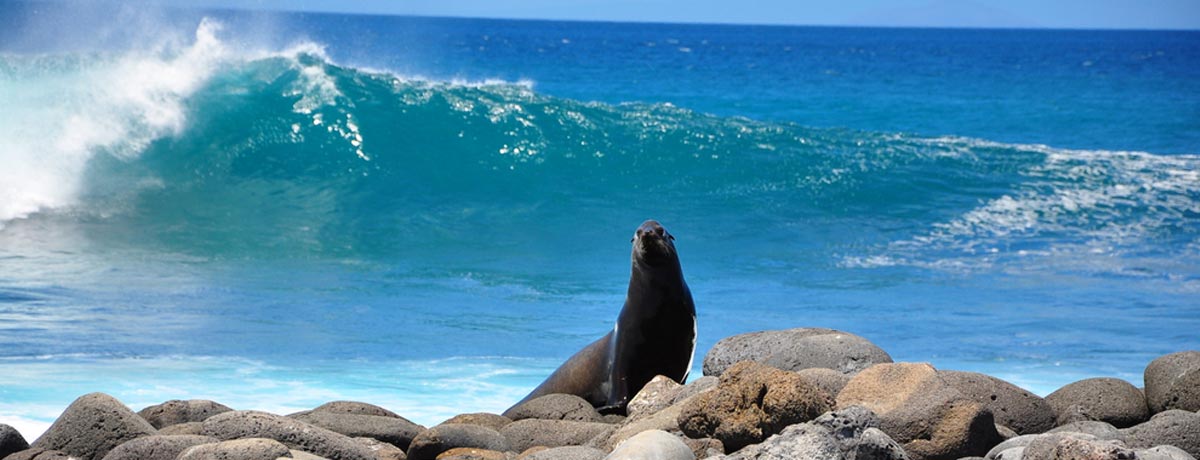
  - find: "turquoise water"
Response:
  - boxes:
[1,4,1198,438]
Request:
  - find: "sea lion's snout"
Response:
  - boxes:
[633,220,675,265]
[636,220,667,240]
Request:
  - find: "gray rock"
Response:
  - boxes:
[2,448,75,460]
[31,393,158,460]
[310,401,402,419]
[1047,421,1126,442]
[522,446,606,460]
[99,435,216,460]
[0,424,30,459]
[1122,410,1200,457]
[499,419,614,453]
[137,400,233,429]
[1145,351,1200,414]
[985,434,1040,460]
[940,370,1055,435]
[503,394,602,423]
[702,328,892,377]
[352,438,405,460]
[991,447,1023,460]
[717,407,909,460]
[158,422,205,436]
[439,413,513,431]
[406,423,509,460]
[1023,433,1136,460]
[291,410,424,451]
[605,390,705,451]
[672,377,718,405]
[606,430,693,460]
[1045,377,1149,428]
[1136,445,1196,460]
[176,438,292,460]
[795,368,852,400]
[289,451,330,460]
[627,376,685,419]
[201,410,375,460]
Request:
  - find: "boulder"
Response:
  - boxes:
[176,438,292,460]
[435,447,510,459]
[158,422,205,436]
[678,361,833,452]
[518,445,605,460]
[99,435,217,460]
[1022,433,1136,460]
[502,395,602,423]
[201,410,375,460]
[940,370,1055,434]
[291,410,425,451]
[353,437,406,460]
[795,368,851,399]
[31,393,158,460]
[702,328,892,377]
[1047,421,1127,442]
[1136,445,1196,460]
[499,419,613,453]
[627,376,684,419]
[440,414,513,431]
[606,430,693,460]
[137,400,233,429]
[1145,351,1200,414]
[0,424,29,459]
[1045,378,1150,428]
[836,363,1003,460]
[1122,410,1200,457]
[406,424,509,460]
[310,401,402,419]
[605,390,710,450]
[2,448,75,460]
[289,451,329,460]
[719,405,909,460]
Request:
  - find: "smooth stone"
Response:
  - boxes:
[177,438,292,460]
[985,434,1040,460]
[1136,445,1196,460]
[352,437,406,460]
[1047,421,1127,442]
[605,430,693,460]
[1145,351,1200,414]
[310,401,402,419]
[288,451,330,460]
[940,370,1056,434]
[0,425,30,459]
[1045,377,1149,428]
[504,395,602,423]
[435,447,511,459]
[137,400,233,429]
[520,446,606,460]
[677,361,833,452]
[406,424,509,460]
[500,420,614,453]
[702,328,892,377]
[1121,410,1200,457]
[627,376,684,420]
[440,413,514,431]
[291,410,425,451]
[99,435,217,460]
[31,393,158,460]
[836,363,1003,460]
[201,410,375,460]
[795,368,851,399]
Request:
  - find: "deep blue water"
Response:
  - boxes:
[1,3,1198,437]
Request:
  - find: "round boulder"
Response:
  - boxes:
[627,375,684,419]
[606,430,693,460]
[1023,434,1137,460]
[796,368,852,399]
[2,447,76,460]
[0,424,30,459]
[290,410,424,451]
[31,392,158,460]
[310,401,401,419]
[405,423,509,460]
[439,413,513,431]
[940,370,1055,434]
[702,328,892,377]
[677,361,834,452]
[1045,377,1150,428]
[501,394,601,423]
[99,435,216,460]
[498,419,614,453]
[176,438,291,460]
[520,445,606,460]
[201,410,374,460]
[1121,409,1200,458]
[137,400,233,429]
[1047,421,1127,442]
[1144,351,1200,414]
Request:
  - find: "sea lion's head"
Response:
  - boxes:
[632,220,678,267]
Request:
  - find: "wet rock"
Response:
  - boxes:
[1145,351,1200,414]
[310,401,402,419]
[353,437,406,460]
[836,363,1003,460]
[176,438,292,460]
[795,368,852,399]
[31,392,158,460]
[1122,410,1200,457]
[940,370,1055,434]
[702,328,892,377]
[440,414,513,431]
[292,411,425,451]
[0,424,29,459]
[201,410,375,460]
[407,424,509,460]
[606,430,693,460]
[517,445,605,460]
[499,420,613,453]
[137,400,233,429]
[627,376,684,419]
[99,434,216,460]
[1045,378,1150,428]
[503,395,602,423]
[678,361,833,452]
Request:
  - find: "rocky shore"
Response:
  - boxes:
[2,328,1197,460]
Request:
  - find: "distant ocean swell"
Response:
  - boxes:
[2,20,1196,281]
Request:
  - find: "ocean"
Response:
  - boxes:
[1,3,1198,439]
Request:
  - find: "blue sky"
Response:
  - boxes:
[169,0,1200,29]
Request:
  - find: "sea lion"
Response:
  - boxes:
[504,220,696,416]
